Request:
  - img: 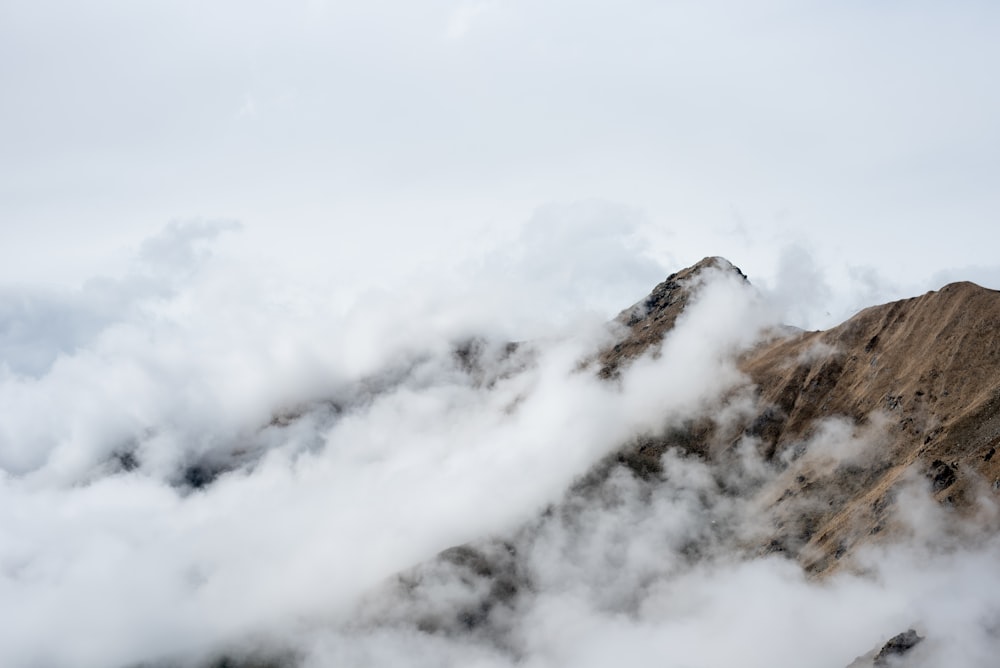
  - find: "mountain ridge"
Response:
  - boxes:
[321,258,1000,668]
[603,257,1000,576]
[171,257,1000,668]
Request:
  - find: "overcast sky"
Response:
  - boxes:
[3,0,999,317]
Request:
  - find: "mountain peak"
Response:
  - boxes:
[598,256,748,376]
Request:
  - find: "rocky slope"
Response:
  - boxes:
[606,257,1000,576]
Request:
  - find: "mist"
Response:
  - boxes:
[0,223,997,667]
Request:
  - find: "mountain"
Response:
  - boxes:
[343,257,1000,668]
[140,257,1000,667]
[605,257,1000,575]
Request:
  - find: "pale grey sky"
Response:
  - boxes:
[2,0,998,308]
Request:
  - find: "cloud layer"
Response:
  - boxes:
[2,224,999,667]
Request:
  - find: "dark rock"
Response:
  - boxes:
[598,257,749,378]
[745,407,786,454]
[114,450,139,472]
[873,629,923,666]
[182,463,222,489]
[928,459,957,492]
[439,545,499,579]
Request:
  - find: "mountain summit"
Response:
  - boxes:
[599,256,749,377]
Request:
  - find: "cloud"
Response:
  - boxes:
[468,200,667,334]
[758,244,833,329]
[1,222,998,667]
[1,0,998,662]
[0,223,754,665]
[928,264,1000,293]
[0,220,239,379]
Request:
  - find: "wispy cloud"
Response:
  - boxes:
[2,223,997,666]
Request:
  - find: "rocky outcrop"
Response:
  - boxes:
[598,256,749,378]
[846,629,925,667]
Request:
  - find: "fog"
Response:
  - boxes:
[1,223,997,667]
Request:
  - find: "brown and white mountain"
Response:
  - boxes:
[157,257,1000,668]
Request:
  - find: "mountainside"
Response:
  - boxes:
[604,258,1000,576]
[334,257,1000,668]
[8,256,1000,668]
[743,278,1000,574]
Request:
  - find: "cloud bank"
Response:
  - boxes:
[0,223,997,667]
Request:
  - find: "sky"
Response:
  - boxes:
[2,0,999,315]
[2,2,1000,667]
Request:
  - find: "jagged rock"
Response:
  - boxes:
[873,629,924,666]
[928,459,957,491]
[845,629,924,668]
[598,256,749,377]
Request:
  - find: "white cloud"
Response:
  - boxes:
[0,224,770,665]
[1,224,998,666]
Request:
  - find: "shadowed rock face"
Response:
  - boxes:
[874,629,924,666]
[128,650,299,668]
[846,628,925,667]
